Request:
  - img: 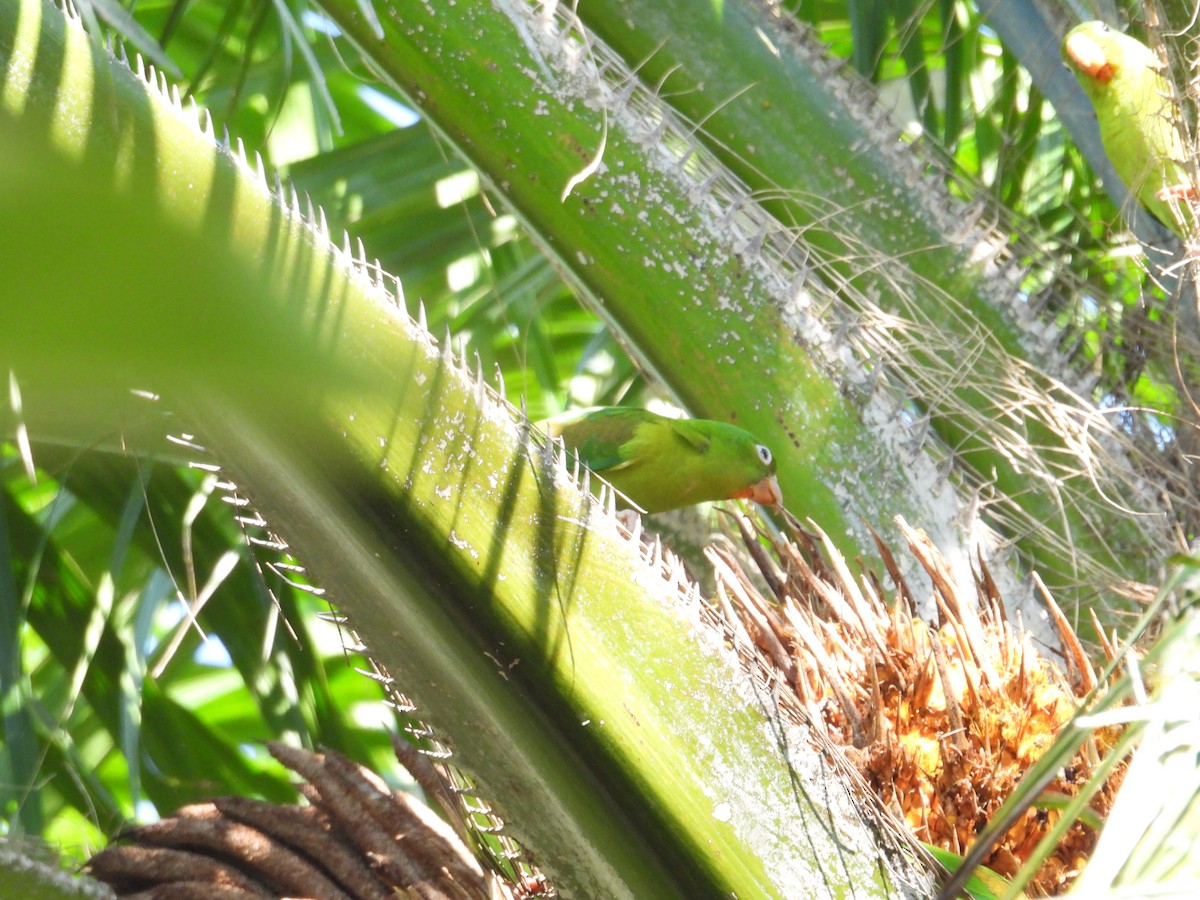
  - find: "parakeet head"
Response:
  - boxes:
[686,419,782,509]
[1063,21,1162,96]
[726,439,782,507]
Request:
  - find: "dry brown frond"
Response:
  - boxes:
[86,743,542,900]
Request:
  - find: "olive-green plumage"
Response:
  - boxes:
[541,407,782,514]
[1063,21,1193,235]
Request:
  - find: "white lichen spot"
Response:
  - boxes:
[712,802,733,823]
[447,529,479,559]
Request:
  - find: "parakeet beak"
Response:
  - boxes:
[733,474,783,507]
[1065,32,1113,82]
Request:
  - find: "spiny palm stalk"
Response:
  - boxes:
[707,514,1130,895]
[305,0,1186,617]
[3,2,927,895]
[285,0,1198,624]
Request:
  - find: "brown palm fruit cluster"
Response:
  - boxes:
[707,514,1128,896]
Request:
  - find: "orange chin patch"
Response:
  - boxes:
[1065,32,1115,82]
[1156,182,1198,201]
[731,474,783,507]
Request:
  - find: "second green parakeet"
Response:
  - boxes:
[541,406,782,514]
[1063,21,1194,235]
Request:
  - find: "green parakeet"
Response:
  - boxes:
[541,406,782,514]
[1063,21,1194,235]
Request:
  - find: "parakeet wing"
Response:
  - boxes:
[541,406,653,472]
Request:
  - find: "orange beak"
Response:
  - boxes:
[732,474,783,507]
[1065,32,1114,82]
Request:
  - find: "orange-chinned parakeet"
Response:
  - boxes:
[541,406,782,514]
[1063,21,1194,235]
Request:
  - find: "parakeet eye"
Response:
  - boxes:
[756,444,773,466]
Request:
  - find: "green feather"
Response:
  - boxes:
[540,407,781,514]
[1063,21,1193,235]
